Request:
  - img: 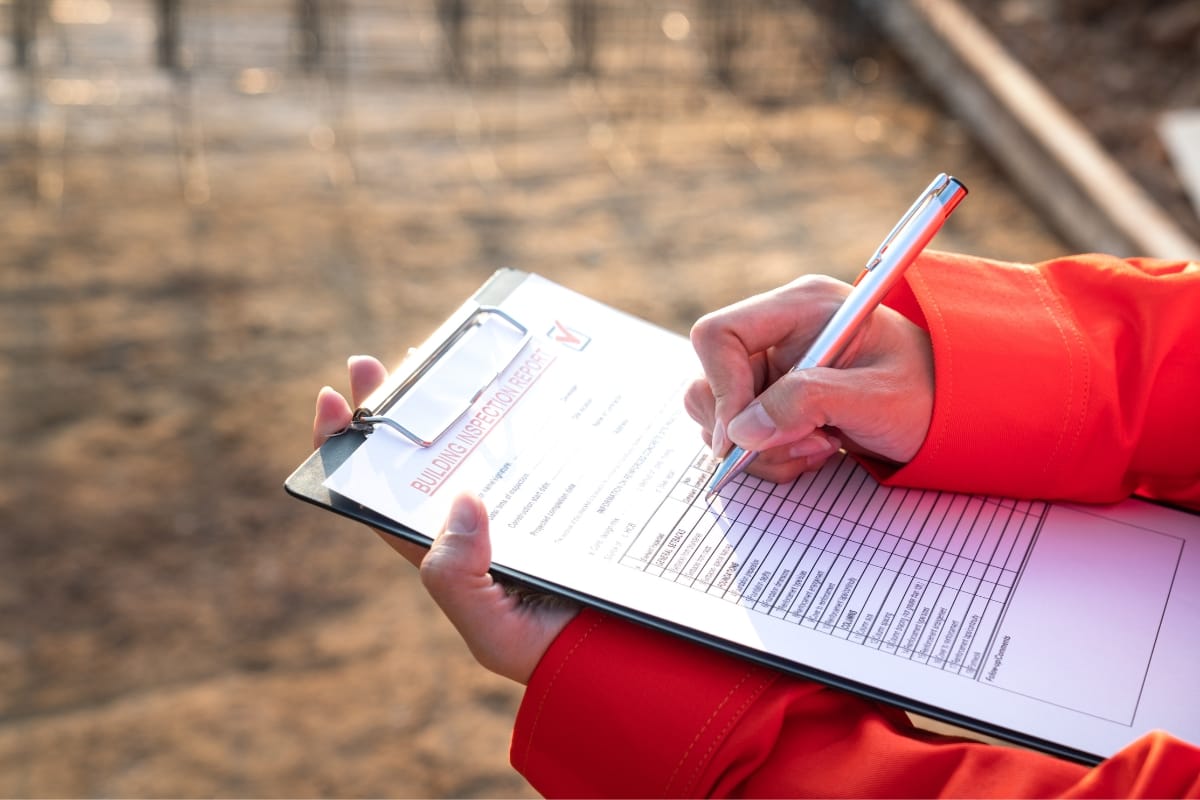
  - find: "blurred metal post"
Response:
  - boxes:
[157,0,181,71]
[297,0,323,71]
[701,0,747,85]
[437,0,467,79]
[12,0,37,68]
[569,0,596,74]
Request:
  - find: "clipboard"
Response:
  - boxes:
[286,268,1200,767]
[286,267,700,606]
[286,268,531,548]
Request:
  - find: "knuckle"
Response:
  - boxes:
[787,273,851,305]
[683,378,714,413]
[774,371,831,426]
[688,310,722,349]
[418,553,453,594]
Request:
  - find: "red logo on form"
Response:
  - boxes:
[549,320,591,351]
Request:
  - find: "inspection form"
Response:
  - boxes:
[317,271,1200,763]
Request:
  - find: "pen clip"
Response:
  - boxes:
[863,173,952,272]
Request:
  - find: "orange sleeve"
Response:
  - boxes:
[876,251,1200,506]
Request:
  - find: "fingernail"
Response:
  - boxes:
[728,402,777,447]
[712,420,728,457]
[447,495,480,536]
[347,354,371,370]
[314,386,341,434]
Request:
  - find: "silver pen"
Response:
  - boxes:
[704,173,968,501]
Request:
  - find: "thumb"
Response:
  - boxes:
[422,493,493,590]
[419,493,497,622]
[420,492,578,684]
[726,369,847,452]
[728,364,927,467]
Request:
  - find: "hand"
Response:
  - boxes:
[312,356,579,684]
[685,274,935,484]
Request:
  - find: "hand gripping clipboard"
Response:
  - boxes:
[284,268,535,547]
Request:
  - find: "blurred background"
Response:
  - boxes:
[0,0,1196,796]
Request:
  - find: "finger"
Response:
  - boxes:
[724,364,841,453]
[689,298,772,444]
[785,430,843,462]
[313,385,353,449]
[739,360,925,464]
[421,493,577,684]
[419,494,517,674]
[348,355,389,408]
[727,366,859,454]
[683,378,717,448]
[746,436,843,484]
[420,493,498,623]
[683,378,716,429]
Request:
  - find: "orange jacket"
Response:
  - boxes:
[510,252,1200,797]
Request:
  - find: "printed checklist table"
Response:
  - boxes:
[621,453,1045,680]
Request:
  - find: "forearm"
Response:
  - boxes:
[879,251,1200,506]
[512,609,1200,798]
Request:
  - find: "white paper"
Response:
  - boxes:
[324,273,1200,761]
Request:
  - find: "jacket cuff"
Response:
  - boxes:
[876,250,1095,500]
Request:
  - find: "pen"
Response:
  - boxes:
[704,173,968,501]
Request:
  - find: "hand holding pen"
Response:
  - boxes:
[686,174,967,500]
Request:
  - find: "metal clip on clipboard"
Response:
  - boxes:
[346,306,530,447]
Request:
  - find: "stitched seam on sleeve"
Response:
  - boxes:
[516,616,605,770]
[1023,267,1089,473]
[678,674,776,796]
[664,671,775,796]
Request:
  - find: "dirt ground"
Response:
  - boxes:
[0,1,1186,797]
